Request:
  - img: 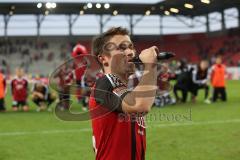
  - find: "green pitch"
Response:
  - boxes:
[0,81,239,160]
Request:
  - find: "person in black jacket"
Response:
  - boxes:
[173,59,191,103]
[189,60,211,104]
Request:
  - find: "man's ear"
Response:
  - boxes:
[98,55,104,64]
[98,55,109,67]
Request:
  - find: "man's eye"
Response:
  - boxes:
[119,42,134,51]
[119,43,128,50]
[104,43,117,51]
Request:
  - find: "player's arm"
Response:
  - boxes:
[31,83,43,98]
[121,46,158,113]
[208,66,214,83]
[192,68,206,85]
[65,71,75,85]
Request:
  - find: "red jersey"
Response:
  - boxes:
[61,63,88,85]
[89,74,146,160]
[11,77,28,101]
[74,64,87,81]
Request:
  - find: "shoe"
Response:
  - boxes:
[82,107,88,111]
[204,99,211,104]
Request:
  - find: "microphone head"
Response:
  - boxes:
[130,51,175,63]
[157,52,175,60]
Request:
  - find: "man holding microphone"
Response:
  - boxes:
[89,27,158,160]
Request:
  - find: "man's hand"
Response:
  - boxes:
[139,46,158,64]
[122,46,158,113]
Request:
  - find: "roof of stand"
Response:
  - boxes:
[0,0,239,17]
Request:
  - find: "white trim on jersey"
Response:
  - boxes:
[105,74,116,88]
[192,68,208,85]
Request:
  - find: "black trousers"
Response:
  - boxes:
[33,93,56,107]
[173,84,188,103]
[212,87,227,102]
[190,84,209,99]
[0,98,5,111]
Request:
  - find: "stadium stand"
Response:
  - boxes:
[1,29,239,76]
[0,37,91,76]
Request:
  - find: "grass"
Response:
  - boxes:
[0,81,240,160]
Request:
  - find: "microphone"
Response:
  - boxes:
[130,52,175,63]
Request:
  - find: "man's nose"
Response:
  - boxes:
[125,50,134,58]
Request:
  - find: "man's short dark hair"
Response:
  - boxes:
[91,27,129,67]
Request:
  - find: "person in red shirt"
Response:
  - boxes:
[210,56,227,102]
[89,27,158,160]
[71,43,89,109]
[155,63,174,107]
[0,71,6,112]
[11,68,29,111]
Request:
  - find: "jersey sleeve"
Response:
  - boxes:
[94,74,129,113]
[192,68,205,84]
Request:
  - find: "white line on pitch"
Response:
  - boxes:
[153,119,240,128]
[0,128,91,137]
[1,119,240,137]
